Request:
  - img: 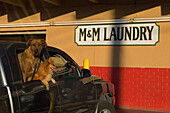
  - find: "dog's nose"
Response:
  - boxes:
[35,49,38,53]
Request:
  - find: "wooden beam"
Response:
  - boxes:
[28,0,37,13]
[89,0,99,3]
[43,0,60,6]
[0,0,24,7]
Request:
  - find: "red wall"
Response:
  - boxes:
[89,67,170,112]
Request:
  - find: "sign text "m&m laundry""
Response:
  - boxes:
[75,23,159,46]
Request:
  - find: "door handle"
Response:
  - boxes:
[21,95,34,103]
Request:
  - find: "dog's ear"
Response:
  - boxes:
[48,57,54,64]
[27,39,33,47]
[41,39,47,48]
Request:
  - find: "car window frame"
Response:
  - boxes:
[15,45,82,83]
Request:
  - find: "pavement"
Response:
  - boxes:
[115,108,167,113]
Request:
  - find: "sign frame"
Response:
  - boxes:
[74,22,160,46]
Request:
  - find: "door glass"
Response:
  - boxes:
[51,54,67,67]
[50,54,79,79]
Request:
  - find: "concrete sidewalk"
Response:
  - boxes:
[115,108,166,113]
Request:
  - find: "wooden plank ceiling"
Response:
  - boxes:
[0,0,99,7]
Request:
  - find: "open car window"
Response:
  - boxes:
[16,47,81,82]
[49,52,80,79]
[51,54,67,67]
[16,48,46,83]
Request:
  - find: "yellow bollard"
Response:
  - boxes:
[83,59,90,69]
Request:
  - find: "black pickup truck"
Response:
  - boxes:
[0,41,115,113]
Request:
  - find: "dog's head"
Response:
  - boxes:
[46,57,58,72]
[27,39,47,57]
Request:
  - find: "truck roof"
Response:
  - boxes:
[0,40,26,44]
[0,40,26,48]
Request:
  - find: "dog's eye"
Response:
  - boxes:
[38,44,41,46]
[32,44,36,46]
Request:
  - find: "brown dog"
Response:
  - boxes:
[18,39,47,82]
[32,57,58,90]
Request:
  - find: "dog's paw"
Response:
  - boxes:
[51,79,56,84]
[41,79,50,90]
[46,84,49,90]
[46,87,49,91]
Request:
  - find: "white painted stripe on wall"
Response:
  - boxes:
[0,17,169,28]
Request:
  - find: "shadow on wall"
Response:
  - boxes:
[0,0,170,21]
[111,45,121,108]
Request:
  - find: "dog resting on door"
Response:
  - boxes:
[18,39,47,82]
[33,57,59,90]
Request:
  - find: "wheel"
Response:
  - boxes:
[97,100,115,113]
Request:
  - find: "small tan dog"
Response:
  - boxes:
[32,57,58,90]
[18,39,47,82]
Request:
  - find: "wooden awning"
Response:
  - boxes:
[0,0,169,21]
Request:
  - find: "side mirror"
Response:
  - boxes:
[81,69,91,78]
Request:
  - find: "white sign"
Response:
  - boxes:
[75,23,159,46]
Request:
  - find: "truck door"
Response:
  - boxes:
[47,49,97,113]
[46,51,83,112]
[6,45,60,113]
[15,80,61,113]
[56,74,97,113]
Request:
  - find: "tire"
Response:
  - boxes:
[97,100,115,113]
